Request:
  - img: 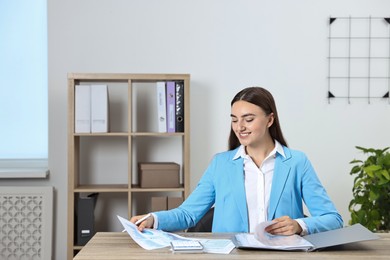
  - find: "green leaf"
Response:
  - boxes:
[357,210,367,224]
[370,210,380,220]
[369,190,380,201]
[381,169,390,180]
[350,159,363,164]
[353,179,365,189]
[378,177,389,185]
[382,153,390,167]
[356,146,372,153]
[364,165,382,178]
[350,165,361,174]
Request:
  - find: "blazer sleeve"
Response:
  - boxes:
[298,153,344,234]
[153,156,217,231]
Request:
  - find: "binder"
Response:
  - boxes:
[76,193,99,246]
[175,81,184,132]
[166,81,175,133]
[75,85,91,133]
[91,85,109,133]
[156,82,167,132]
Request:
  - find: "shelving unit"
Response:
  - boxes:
[67,73,190,259]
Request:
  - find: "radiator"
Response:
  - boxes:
[0,186,53,260]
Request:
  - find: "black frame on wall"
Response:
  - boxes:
[327,16,390,104]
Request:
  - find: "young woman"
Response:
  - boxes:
[131,87,343,235]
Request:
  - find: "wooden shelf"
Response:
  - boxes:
[130,185,185,193]
[73,132,129,137]
[74,184,129,192]
[131,132,185,137]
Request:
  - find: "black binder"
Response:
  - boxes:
[76,193,99,245]
[175,81,184,132]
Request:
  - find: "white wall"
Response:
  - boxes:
[46,0,390,258]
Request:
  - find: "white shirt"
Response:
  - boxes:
[233,141,307,234]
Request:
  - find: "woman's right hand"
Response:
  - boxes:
[130,214,154,232]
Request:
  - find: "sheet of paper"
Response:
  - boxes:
[117,215,235,254]
[117,215,192,250]
[234,221,314,251]
[201,239,235,254]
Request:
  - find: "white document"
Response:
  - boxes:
[156,82,167,132]
[91,85,108,133]
[117,215,234,254]
[235,221,313,251]
[233,221,380,251]
[75,85,91,133]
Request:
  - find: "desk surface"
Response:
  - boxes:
[74,232,390,259]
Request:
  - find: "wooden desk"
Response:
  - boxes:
[74,232,390,259]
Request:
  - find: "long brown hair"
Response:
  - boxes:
[228,87,288,150]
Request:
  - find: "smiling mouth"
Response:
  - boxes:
[239,132,250,137]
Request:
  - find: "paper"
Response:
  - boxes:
[117,215,235,254]
[201,239,236,254]
[234,221,314,251]
[255,221,313,250]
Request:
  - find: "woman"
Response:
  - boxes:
[131,87,343,236]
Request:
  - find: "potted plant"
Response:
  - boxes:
[349,146,390,232]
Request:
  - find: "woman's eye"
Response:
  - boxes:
[246,118,254,122]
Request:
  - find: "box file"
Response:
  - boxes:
[138,162,180,188]
[76,193,99,246]
[175,81,184,132]
[91,85,109,133]
[166,81,175,133]
[75,85,91,133]
[156,82,167,132]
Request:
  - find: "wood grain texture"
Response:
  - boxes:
[74,232,390,260]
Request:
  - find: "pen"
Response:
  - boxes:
[135,213,151,226]
[122,214,152,232]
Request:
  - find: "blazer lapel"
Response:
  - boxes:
[229,156,248,229]
[268,148,292,220]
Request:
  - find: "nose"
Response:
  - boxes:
[238,121,246,131]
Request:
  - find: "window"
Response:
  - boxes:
[0,0,48,177]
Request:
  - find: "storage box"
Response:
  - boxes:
[151,197,167,211]
[138,162,180,188]
[168,197,183,209]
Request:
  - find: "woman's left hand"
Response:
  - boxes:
[264,216,302,236]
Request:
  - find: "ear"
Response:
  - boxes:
[267,113,274,128]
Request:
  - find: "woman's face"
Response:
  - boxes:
[231,100,274,148]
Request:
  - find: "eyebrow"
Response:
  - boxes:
[230,113,256,118]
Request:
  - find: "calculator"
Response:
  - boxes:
[170,240,204,253]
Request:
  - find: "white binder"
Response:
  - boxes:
[156,82,167,132]
[75,85,91,133]
[91,85,108,133]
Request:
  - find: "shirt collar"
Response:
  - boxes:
[233,140,286,160]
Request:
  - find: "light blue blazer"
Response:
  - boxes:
[155,146,343,234]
